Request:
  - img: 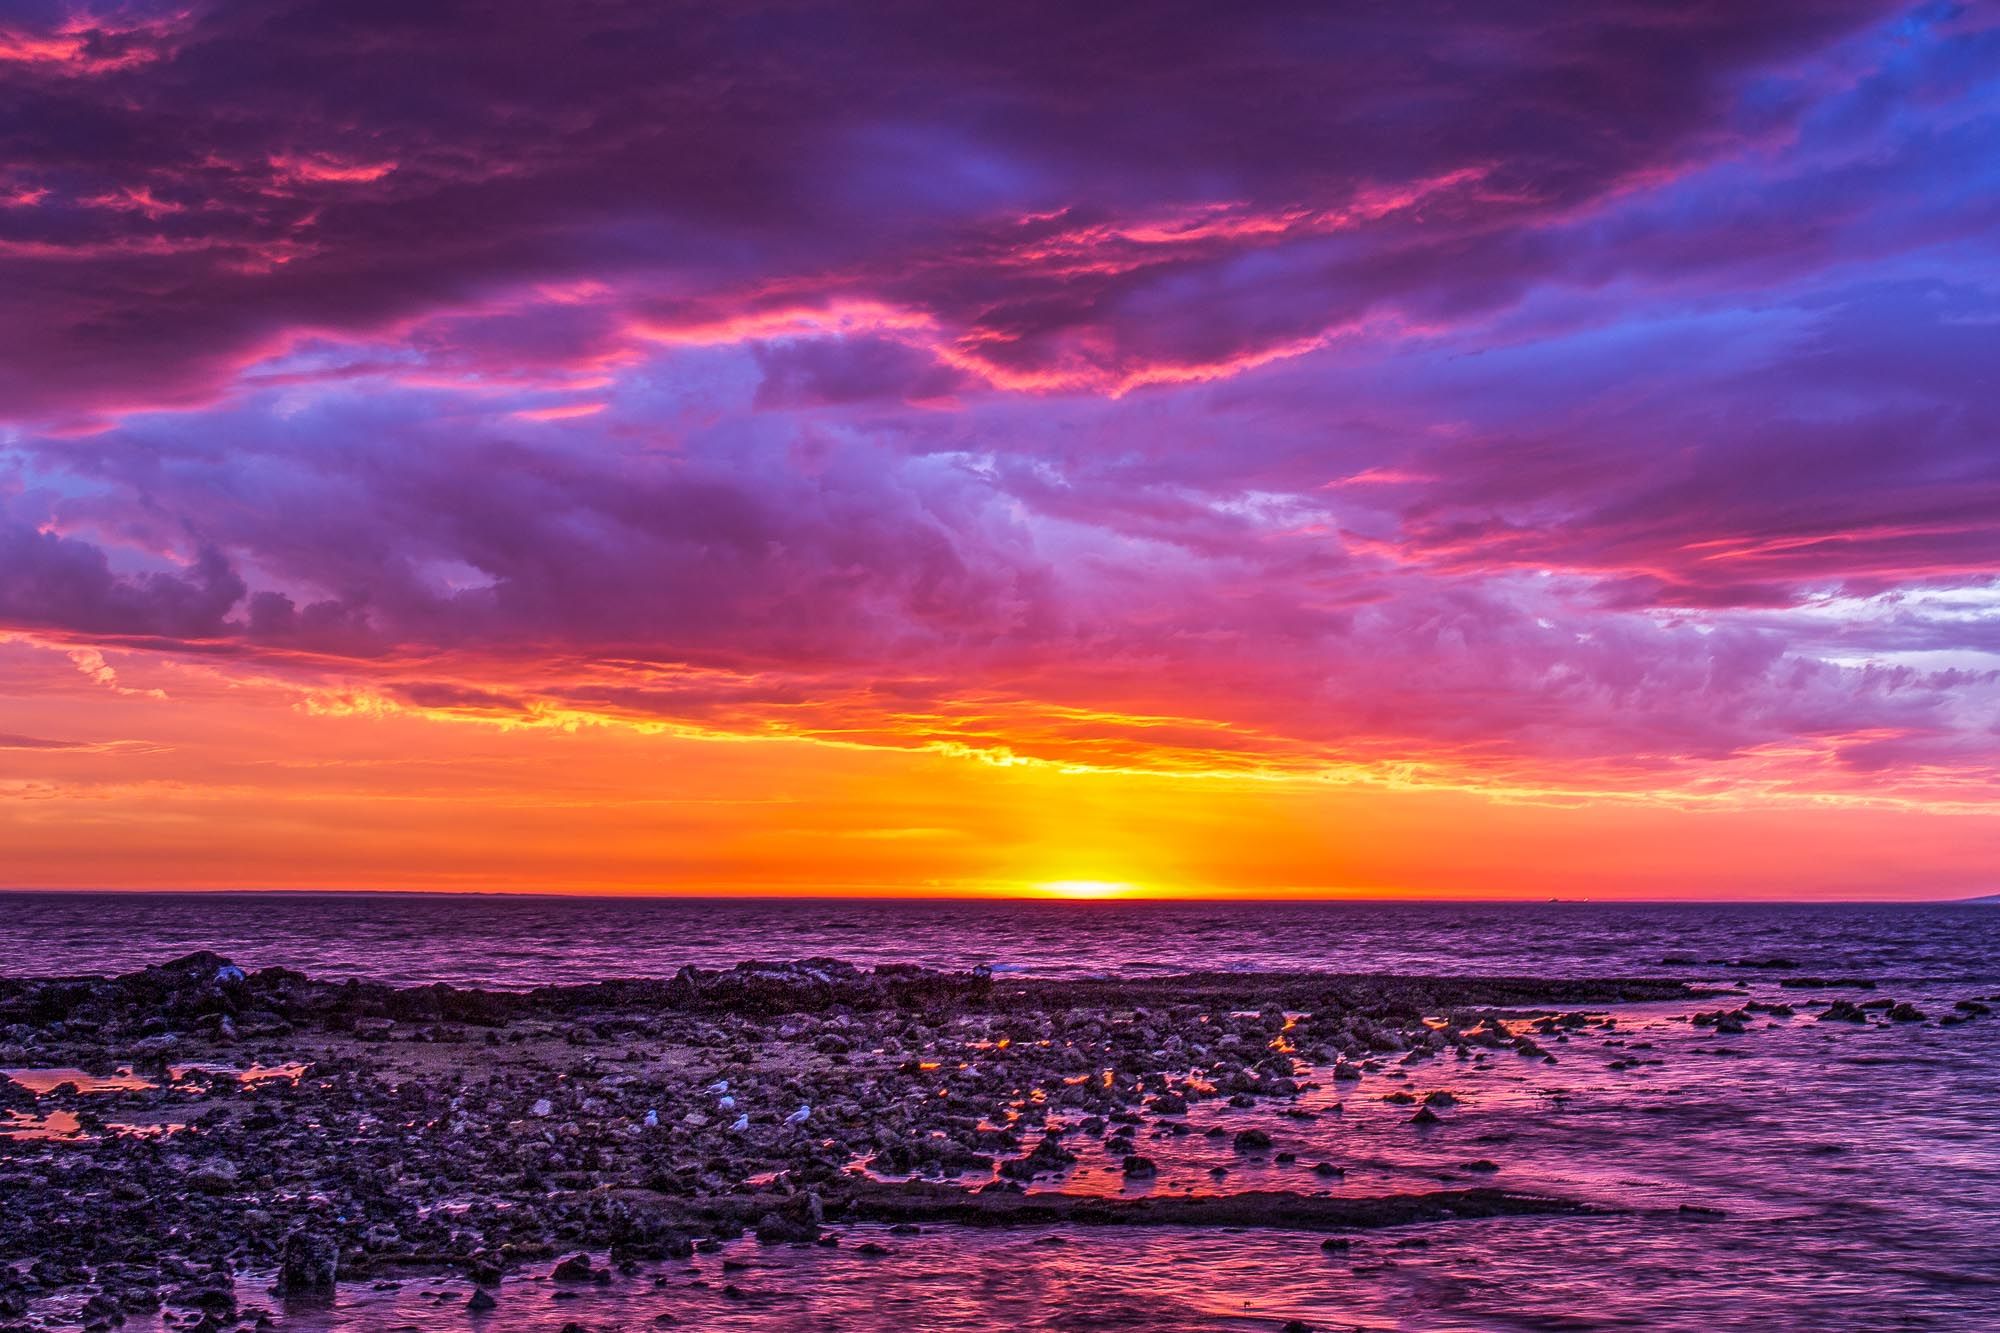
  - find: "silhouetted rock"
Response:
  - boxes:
[274,1229,337,1295]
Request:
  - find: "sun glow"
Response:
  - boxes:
[1034,879,1140,899]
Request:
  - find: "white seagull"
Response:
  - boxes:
[729,1113,749,1132]
[717,1095,736,1110]
[784,1105,811,1125]
[704,1080,729,1095]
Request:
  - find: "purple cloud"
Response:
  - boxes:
[2,0,1998,798]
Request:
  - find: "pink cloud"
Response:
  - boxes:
[4,0,1998,818]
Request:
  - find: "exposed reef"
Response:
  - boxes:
[1,952,1971,1330]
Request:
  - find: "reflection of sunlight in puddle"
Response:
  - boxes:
[0,1062,305,1139]
[1,1108,85,1139]
[1,1109,186,1140]
[3,1067,155,1094]
[3,1062,306,1094]
[178,1061,310,1084]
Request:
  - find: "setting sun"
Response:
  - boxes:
[1034,879,1142,900]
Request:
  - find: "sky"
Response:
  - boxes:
[2,0,1999,899]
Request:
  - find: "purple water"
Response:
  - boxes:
[2,892,1995,988]
[5,893,1998,1330]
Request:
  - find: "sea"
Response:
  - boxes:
[3,893,1997,1331]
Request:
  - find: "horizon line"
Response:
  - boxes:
[1,886,1993,905]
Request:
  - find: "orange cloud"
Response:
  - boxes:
[269,153,398,184]
[511,401,609,421]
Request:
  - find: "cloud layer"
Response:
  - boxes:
[4,0,2000,827]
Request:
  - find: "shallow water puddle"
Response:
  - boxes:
[1,1061,306,1095]
[179,1060,310,1084]
[1,1066,155,1094]
[0,1061,304,1139]
[0,1109,185,1140]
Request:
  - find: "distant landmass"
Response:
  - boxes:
[1961,893,2000,903]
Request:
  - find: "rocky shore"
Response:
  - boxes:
[0,953,1975,1330]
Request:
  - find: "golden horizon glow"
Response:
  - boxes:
[3,636,1999,901]
[1033,879,1143,900]
[2,7,1997,906]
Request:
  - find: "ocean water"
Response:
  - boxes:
[2,892,1995,988]
[4,893,1998,1331]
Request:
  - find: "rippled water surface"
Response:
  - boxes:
[6,894,1998,1330]
[3,892,1996,987]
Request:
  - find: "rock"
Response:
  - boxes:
[1232,1128,1273,1152]
[466,1288,497,1312]
[1000,1135,1078,1180]
[275,1229,338,1295]
[1120,1154,1157,1178]
[551,1254,596,1282]
[1886,1003,1926,1022]
[0,1077,35,1113]
[754,1212,820,1245]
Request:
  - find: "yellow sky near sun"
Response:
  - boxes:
[3,636,1999,898]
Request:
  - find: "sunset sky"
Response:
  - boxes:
[3,0,1999,898]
